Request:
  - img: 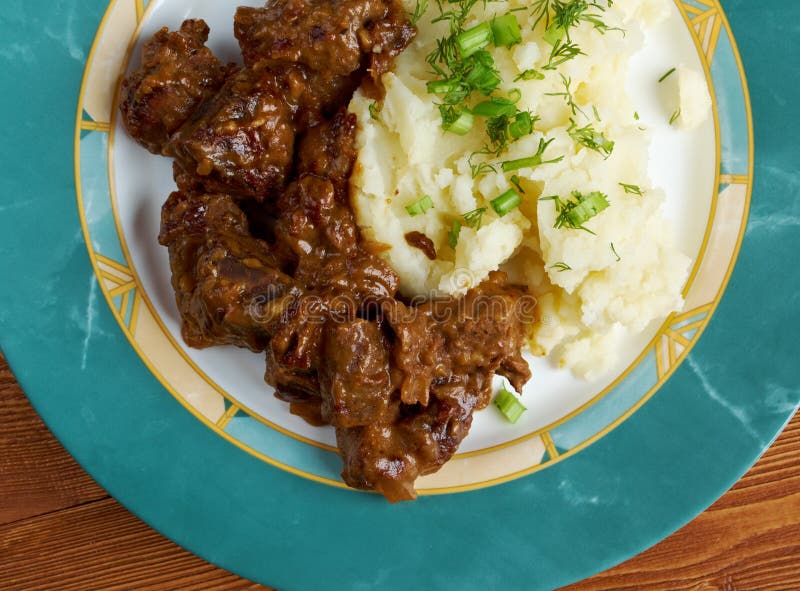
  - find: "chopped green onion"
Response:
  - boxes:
[493,388,526,423]
[456,22,493,57]
[543,24,565,45]
[592,105,601,122]
[490,189,521,216]
[462,206,487,229]
[543,191,610,232]
[508,111,533,139]
[633,111,640,120]
[426,79,461,95]
[669,108,681,126]
[564,191,609,228]
[444,85,471,105]
[472,99,517,117]
[464,61,501,94]
[491,14,522,47]
[501,138,563,172]
[658,67,676,83]
[514,69,545,82]
[404,195,434,217]
[440,105,474,135]
[448,219,462,248]
[610,242,621,262]
[506,88,522,103]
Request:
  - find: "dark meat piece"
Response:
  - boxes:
[335,272,531,501]
[158,191,300,351]
[119,20,230,154]
[234,0,415,78]
[296,110,358,193]
[168,67,295,200]
[274,174,400,303]
[319,319,393,427]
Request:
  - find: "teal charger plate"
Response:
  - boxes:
[0,1,798,589]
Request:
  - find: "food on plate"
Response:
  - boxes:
[119,0,708,499]
[351,0,700,378]
[121,0,531,501]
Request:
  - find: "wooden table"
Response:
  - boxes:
[2,355,798,591]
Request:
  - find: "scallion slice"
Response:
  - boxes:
[456,22,493,57]
[508,111,533,139]
[448,219,462,248]
[404,195,434,217]
[491,14,522,47]
[439,105,475,135]
[494,388,526,423]
[564,191,609,227]
[426,79,460,95]
[464,61,501,94]
[490,189,521,216]
[472,99,517,118]
[543,24,565,45]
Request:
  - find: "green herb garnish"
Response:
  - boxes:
[568,118,614,158]
[501,137,563,172]
[618,182,644,196]
[405,195,434,217]
[448,219,462,248]
[491,14,523,47]
[462,206,488,229]
[491,188,522,216]
[494,387,527,423]
[546,74,587,118]
[550,261,572,272]
[541,190,610,233]
[658,67,676,83]
[514,69,545,81]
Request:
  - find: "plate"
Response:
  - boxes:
[82,0,734,492]
[1,0,799,590]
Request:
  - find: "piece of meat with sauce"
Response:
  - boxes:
[334,272,532,501]
[234,0,415,79]
[296,110,358,194]
[120,19,230,154]
[158,190,300,351]
[167,66,296,200]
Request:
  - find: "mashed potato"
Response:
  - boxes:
[350,0,697,378]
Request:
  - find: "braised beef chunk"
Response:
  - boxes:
[158,191,299,351]
[319,319,393,427]
[234,0,413,76]
[296,111,358,191]
[335,272,531,501]
[122,4,534,502]
[120,20,230,154]
[168,67,296,200]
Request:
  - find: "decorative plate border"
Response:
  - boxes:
[74,0,752,494]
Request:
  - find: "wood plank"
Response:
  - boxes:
[0,357,108,525]
[0,498,271,591]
